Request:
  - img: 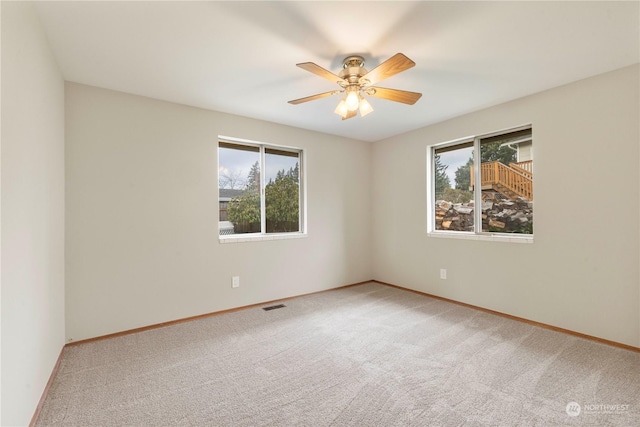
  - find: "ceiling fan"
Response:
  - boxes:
[288,53,422,120]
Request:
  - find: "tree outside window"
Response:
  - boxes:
[219,140,303,236]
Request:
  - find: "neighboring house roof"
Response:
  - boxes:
[219,188,245,201]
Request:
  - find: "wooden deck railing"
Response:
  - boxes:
[471,161,533,201]
[509,160,532,178]
[513,160,532,173]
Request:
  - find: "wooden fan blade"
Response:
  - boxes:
[296,62,345,84]
[359,53,415,86]
[367,87,422,105]
[342,109,357,120]
[288,90,341,105]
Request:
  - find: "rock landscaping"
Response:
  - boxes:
[435,191,533,233]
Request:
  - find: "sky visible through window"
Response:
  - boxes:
[265,152,298,184]
[438,146,473,186]
[219,146,299,189]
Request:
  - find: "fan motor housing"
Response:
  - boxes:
[339,55,367,84]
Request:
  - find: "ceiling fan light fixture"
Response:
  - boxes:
[358,96,374,117]
[334,99,348,118]
[345,88,360,111]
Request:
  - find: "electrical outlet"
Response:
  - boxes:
[440,269,447,280]
[232,276,240,288]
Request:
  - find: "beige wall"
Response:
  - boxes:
[61,65,640,349]
[1,2,66,425]
[372,65,640,347]
[65,83,372,342]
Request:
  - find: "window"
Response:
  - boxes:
[218,137,304,238]
[428,125,533,238]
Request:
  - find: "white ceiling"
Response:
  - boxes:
[34,1,639,142]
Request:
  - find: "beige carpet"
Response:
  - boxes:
[36,282,640,426]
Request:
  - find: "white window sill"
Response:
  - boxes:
[427,231,533,244]
[219,232,307,244]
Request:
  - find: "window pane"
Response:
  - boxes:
[434,144,474,232]
[218,143,261,235]
[479,129,533,234]
[265,150,300,233]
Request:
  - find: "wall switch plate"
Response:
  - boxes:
[440,269,447,280]
[232,276,240,288]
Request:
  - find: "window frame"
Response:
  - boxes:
[427,124,533,243]
[218,135,306,242]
